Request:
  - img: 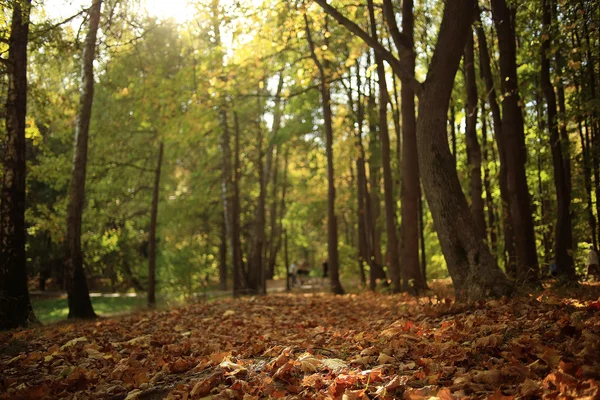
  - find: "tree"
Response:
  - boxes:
[490,0,539,282]
[474,5,516,276]
[366,0,401,292]
[540,0,574,278]
[314,0,513,298]
[463,29,486,238]
[304,12,344,295]
[0,0,37,330]
[65,0,103,319]
[148,142,163,308]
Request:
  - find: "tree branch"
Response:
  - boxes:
[382,0,413,59]
[312,0,423,98]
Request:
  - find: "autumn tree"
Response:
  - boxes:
[65,0,103,319]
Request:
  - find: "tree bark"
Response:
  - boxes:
[490,0,539,282]
[147,142,163,308]
[464,30,486,238]
[65,0,102,319]
[367,0,401,292]
[304,14,344,294]
[0,0,37,330]
[540,0,575,277]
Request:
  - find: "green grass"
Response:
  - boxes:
[31,295,150,324]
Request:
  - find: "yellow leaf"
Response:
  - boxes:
[60,337,88,350]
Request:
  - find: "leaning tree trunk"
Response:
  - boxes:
[304,14,344,294]
[367,0,401,292]
[540,0,575,278]
[65,0,103,319]
[0,0,37,330]
[464,30,486,238]
[147,142,163,308]
[315,0,513,299]
[491,0,539,282]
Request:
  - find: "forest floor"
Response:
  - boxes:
[1,282,600,399]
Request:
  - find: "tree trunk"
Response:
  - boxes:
[464,30,486,238]
[367,0,401,292]
[0,0,37,330]
[367,76,384,272]
[219,209,227,290]
[249,93,266,295]
[147,142,163,308]
[419,192,427,285]
[540,0,575,278]
[490,0,539,282]
[474,5,515,277]
[449,101,457,165]
[65,0,102,319]
[481,106,498,255]
[396,0,425,292]
[304,14,344,294]
[266,147,280,280]
[232,112,244,295]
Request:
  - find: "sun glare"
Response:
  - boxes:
[144,0,194,23]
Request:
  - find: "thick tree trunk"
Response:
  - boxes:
[415,0,512,298]
[490,0,539,282]
[147,142,163,308]
[305,14,344,294]
[540,0,575,278]
[65,0,102,319]
[474,6,515,276]
[464,31,486,238]
[0,0,37,330]
[367,0,401,292]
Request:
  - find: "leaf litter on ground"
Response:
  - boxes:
[1,286,600,399]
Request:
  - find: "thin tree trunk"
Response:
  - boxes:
[304,14,344,294]
[147,142,163,308]
[219,208,227,290]
[0,0,37,330]
[490,0,539,282]
[266,147,280,280]
[481,105,498,255]
[367,0,401,292]
[232,112,244,295]
[367,71,384,272]
[464,30,486,238]
[419,192,427,285]
[394,0,425,292]
[540,0,575,278]
[475,5,515,277]
[449,101,457,165]
[65,0,103,319]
